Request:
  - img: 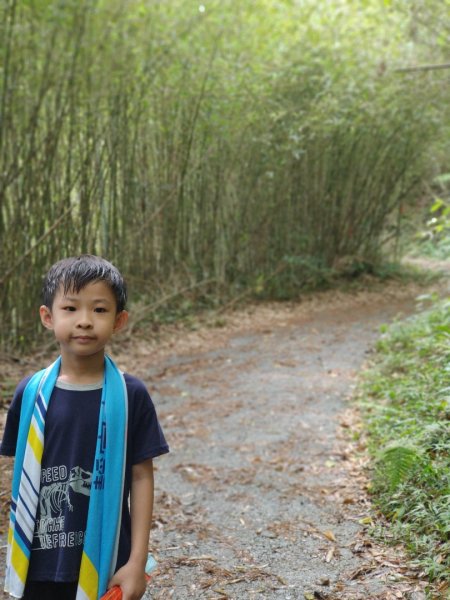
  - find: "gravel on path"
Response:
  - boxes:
[0,283,439,600]
[138,289,432,599]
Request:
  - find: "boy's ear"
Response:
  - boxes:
[114,310,128,333]
[39,305,54,330]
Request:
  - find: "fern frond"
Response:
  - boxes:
[378,445,422,490]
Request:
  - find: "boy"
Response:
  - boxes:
[1,255,169,600]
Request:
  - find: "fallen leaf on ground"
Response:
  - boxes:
[323,530,336,542]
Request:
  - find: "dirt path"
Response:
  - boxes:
[0,283,440,600]
[131,286,436,600]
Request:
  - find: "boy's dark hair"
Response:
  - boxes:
[42,255,127,312]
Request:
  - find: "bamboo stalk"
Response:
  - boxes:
[0,207,72,287]
[395,62,450,73]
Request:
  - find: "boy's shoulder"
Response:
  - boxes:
[13,364,59,399]
[16,374,33,391]
[122,373,155,406]
[5,371,46,417]
[123,372,149,393]
[9,371,152,409]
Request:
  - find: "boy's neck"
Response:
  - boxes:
[58,351,105,384]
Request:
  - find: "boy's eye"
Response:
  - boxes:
[94,307,107,313]
[63,306,76,311]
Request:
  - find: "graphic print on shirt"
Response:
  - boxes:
[34,465,92,550]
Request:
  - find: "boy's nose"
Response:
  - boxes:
[76,313,93,328]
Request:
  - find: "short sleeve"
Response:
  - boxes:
[124,374,169,464]
[0,376,32,456]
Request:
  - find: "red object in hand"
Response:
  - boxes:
[100,553,157,599]
[100,574,152,600]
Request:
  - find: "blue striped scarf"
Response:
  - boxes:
[5,356,128,600]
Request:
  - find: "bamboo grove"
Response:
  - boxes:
[0,0,448,348]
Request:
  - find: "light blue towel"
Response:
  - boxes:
[5,356,128,600]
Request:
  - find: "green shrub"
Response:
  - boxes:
[361,300,450,581]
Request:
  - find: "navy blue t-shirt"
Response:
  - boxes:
[0,373,169,582]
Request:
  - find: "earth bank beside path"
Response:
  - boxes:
[0,283,440,599]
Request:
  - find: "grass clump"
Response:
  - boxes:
[360,298,450,581]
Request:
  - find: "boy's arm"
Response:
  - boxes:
[107,458,154,600]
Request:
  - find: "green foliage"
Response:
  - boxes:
[411,176,450,259]
[360,299,450,581]
[376,444,423,491]
[0,0,448,347]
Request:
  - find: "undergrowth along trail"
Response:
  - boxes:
[361,292,450,588]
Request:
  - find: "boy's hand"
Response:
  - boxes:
[107,560,147,600]
[108,457,154,600]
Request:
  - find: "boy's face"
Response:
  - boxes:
[39,281,128,361]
